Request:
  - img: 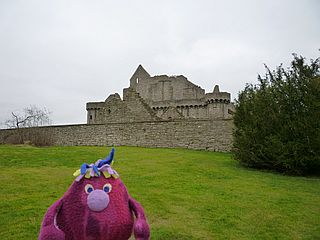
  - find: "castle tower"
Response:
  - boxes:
[213,85,220,92]
[129,65,150,90]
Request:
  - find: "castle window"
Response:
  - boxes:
[108,109,111,114]
[89,115,92,120]
[136,77,139,84]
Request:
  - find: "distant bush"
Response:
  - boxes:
[233,54,320,175]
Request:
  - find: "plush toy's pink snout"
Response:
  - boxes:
[87,189,110,212]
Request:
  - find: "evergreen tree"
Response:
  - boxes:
[233,54,320,175]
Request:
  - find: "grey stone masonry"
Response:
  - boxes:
[87,65,235,123]
[0,119,233,152]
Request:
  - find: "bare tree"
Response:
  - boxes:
[5,105,52,144]
[5,105,52,129]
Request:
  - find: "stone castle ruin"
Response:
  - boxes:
[87,65,235,124]
[0,65,234,152]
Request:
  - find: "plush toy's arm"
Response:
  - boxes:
[129,196,150,240]
[38,199,65,240]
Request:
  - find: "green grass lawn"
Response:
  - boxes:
[0,145,319,239]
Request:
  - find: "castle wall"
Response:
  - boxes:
[153,102,234,120]
[0,119,234,152]
[122,88,159,122]
[135,75,205,103]
[86,90,159,124]
[185,105,208,119]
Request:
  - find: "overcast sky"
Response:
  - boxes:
[0,0,319,128]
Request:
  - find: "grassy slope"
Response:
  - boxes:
[0,145,319,239]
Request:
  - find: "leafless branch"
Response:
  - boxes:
[5,105,52,129]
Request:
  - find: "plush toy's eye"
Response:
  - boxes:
[85,184,94,194]
[103,183,112,193]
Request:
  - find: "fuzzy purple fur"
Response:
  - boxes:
[39,176,150,240]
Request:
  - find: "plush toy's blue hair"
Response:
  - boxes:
[80,148,115,175]
[98,148,115,168]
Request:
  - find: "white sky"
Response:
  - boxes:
[0,0,319,128]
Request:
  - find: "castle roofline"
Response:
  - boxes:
[130,64,150,81]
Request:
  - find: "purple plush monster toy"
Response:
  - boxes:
[39,148,150,240]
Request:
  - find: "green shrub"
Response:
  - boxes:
[233,54,320,175]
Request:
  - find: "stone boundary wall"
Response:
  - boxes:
[0,120,234,152]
